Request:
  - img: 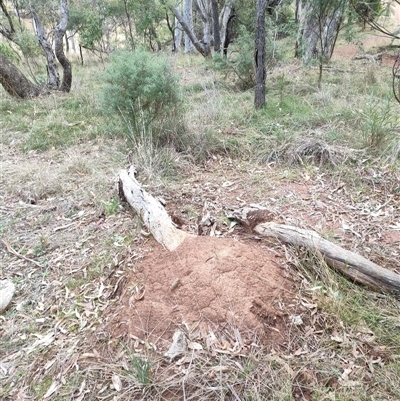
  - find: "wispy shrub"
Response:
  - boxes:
[101,50,185,148]
[359,94,397,148]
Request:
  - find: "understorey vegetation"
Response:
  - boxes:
[1,3,400,400]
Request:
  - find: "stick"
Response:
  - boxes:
[1,239,44,268]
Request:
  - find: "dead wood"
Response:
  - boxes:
[254,222,400,297]
[352,53,382,62]
[118,166,192,251]
[118,167,400,297]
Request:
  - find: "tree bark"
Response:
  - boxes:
[54,0,72,92]
[254,0,267,109]
[123,0,135,49]
[194,0,212,49]
[183,0,194,53]
[254,222,400,297]
[296,0,345,65]
[0,0,16,41]
[211,0,220,52]
[172,6,211,57]
[220,2,233,56]
[31,7,60,89]
[0,54,43,98]
[118,167,192,251]
[174,16,183,52]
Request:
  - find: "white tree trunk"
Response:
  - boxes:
[174,16,183,52]
[67,30,76,52]
[31,8,60,89]
[54,0,72,92]
[296,0,345,64]
[194,0,212,48]
[172,6,211,57]
[219,1,233,54]
[184,0,194,53]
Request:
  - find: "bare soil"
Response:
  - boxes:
[2,29,400,400]
[108,236,294,349]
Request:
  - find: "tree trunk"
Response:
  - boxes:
[220,2,233,56]
[254,222,400,297]
[296,0,345,65]
[211,0,220,52]
[183,0,194,53]
[174,16,183,52]
[254,0,267,109]
[0,0,16,41]
[172,6,211,57]
[54,0,72,93]
[194,0,212,50]
[0,54,43,98]
[31,8,60,89]
[123,0,135,49]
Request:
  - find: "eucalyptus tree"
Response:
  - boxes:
[0,53,43,98]
[254,0,267,109]
[350,0,399,37]
[296,0,347,87]
[0,0,71,97]
[171,0,235,57]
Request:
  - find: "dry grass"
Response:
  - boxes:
[1,38,400,401]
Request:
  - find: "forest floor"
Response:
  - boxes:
[1,29,400,400]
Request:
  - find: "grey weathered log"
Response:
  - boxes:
[0,279,15,314]
[254,222,400,297]
[353,53,382,62]
[118,167,192,251]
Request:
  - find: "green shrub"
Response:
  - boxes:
[0,44,19,63]
[14,30,42,58]
[101,50,185,147]
[213,26,280,90]
[213,28,255,90]
[359,94,397,148]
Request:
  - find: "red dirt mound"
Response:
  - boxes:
[108,236,295,349]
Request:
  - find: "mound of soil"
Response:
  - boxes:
[108,236,295,350]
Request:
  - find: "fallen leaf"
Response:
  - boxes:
[164,330,187,360]
[43,381,58,398]
[341,367,352,381]
[188,341,203,350]
[330,335,343,343]
[112,374,122,392]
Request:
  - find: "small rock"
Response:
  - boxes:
[0,279,15,314]
[290,315,303,326]
[164,330,187,361]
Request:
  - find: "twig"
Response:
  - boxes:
[228,384,243,401]
[1,239,44,268]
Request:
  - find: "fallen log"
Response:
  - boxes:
[352,53,382,63]
[118,166,192,251]
[254,222,400,297]
[118,166,400,297]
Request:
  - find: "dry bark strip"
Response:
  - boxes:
[118,166,400,297]
[118,166,192,251]
[254,222,400,297]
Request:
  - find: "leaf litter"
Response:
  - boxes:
[1,133,400,398]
